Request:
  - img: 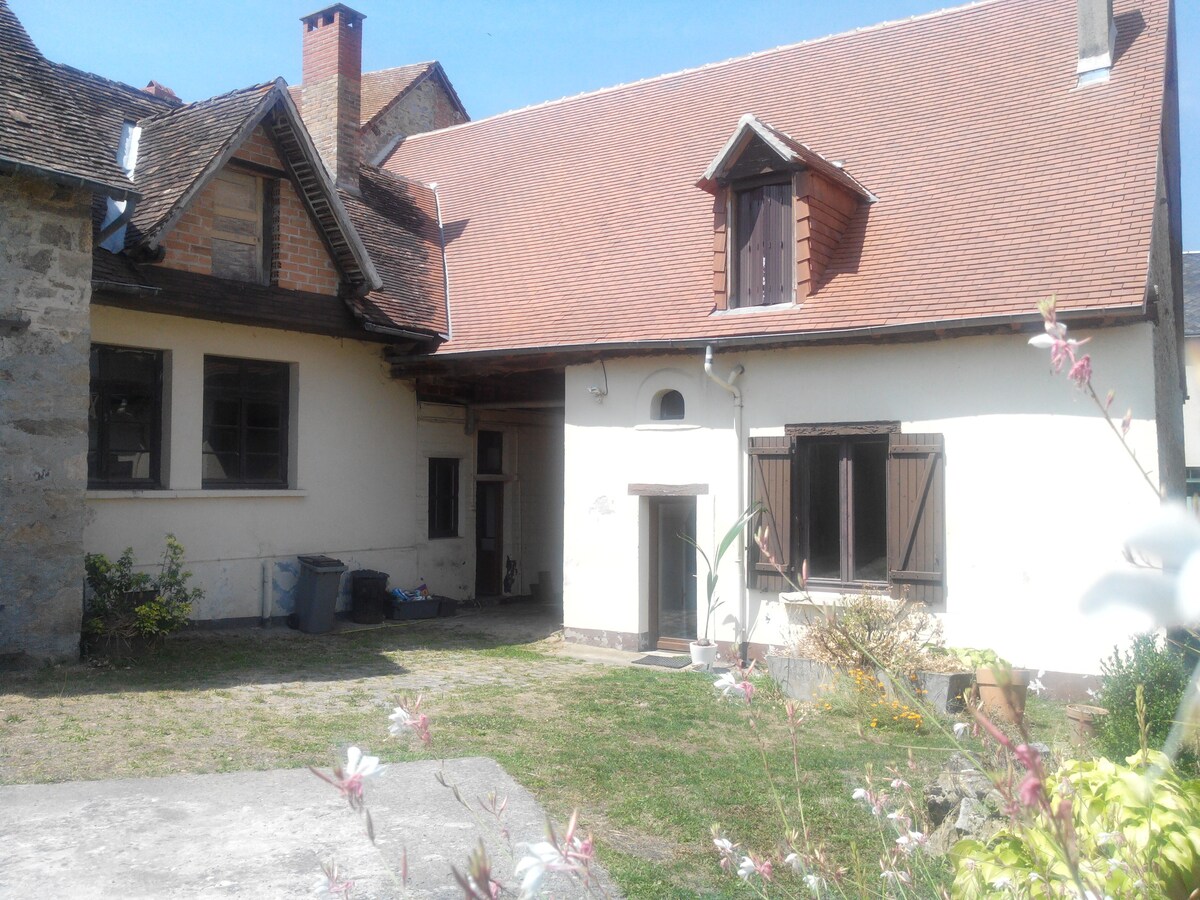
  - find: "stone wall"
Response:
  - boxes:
[362,77,468,164]
[0,173,93,662]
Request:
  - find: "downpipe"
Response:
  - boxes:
[704,345,748,665]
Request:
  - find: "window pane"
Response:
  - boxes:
[428,458,459,538]
[203,356,289,487]
[657,390,684,420]
[88,345,162,487]
[852,441,889,582]
[807,442,841,580]
[477,431,503,474]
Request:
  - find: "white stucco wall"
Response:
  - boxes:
[1184,336,1200,468]
[86,307,562,620]
[563,325,1165,674]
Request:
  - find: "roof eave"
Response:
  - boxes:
[0,155,140,200]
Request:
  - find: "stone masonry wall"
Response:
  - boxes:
[0,173,94,662]
[362,77,468,164]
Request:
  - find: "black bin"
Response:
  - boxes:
[349,569,390,624]
[295,555,346,634]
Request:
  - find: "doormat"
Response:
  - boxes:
[631,654,691,669]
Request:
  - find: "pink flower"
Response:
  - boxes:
[1068,354,1092,387]
[1018,773,1043,807]
[389,696,432,746]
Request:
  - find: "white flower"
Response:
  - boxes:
[1081,504,1200,630]
[737,856,756,880]
[344,746,383,780]
[388,707,415,735]
[895,830,925,854]
[890,778,909,789]
[713,672,739,697]
[1094,831,1118,845]
[1029,677,1046,696]
[881,869,911,884]
[991,876,1012,888]
[803,872,823,893]
[953,722,969,739]
[515,841,560,898]
[851,788,869,801]
[713,837,734,855]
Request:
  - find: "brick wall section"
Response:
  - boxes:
[158,127,340,295]
[0,173,93,662]
[301,7,362,187]
[361,78,469,163]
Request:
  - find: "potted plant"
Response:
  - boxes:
[681,505,759,669]
[1064,703,1109,743]
[951,647,1030,726]
[83,535,201,660]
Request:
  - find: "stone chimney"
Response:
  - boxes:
[1076,0,1116,86]
[300,4,365,189]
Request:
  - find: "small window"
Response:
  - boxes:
[88,345,163,488]
[798,438,888,584]
[428,458,460,538]
[202,356,290,488]
[211,168,271,283]
[731,180,793,308]
[477,431,503,475]
[654,390,685,421]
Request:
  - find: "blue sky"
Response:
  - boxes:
[10,0,1197,246]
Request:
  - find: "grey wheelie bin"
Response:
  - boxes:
[295,555,346,633]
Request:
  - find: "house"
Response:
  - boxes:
[0,0,1184,684]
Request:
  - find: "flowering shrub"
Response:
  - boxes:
[815,668,926,733]
[951,750,1200,898]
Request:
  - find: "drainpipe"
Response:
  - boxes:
[704,345,748,665]
[261,560,272,627]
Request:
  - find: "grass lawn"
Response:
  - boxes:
[0,619,1071,898]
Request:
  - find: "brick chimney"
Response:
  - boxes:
[1076,0,1116,86]
[300,4,365,189]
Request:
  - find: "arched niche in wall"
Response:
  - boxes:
[653,389,685,421]
[635,367,697,428]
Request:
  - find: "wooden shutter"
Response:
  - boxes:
[211,169,263,282]
[887,433,946,606]
[748,436,794,592]
[733,183,793,307]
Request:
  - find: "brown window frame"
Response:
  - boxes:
[428,457,460,539]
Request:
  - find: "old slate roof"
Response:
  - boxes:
[126,83,277,247]
[0,0,156,195]
[290,62,467,129]
[340,165,448,336]
[383,0,1173,356]
[1185,252,1200,337]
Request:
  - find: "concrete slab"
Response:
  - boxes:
[0,757,617,898]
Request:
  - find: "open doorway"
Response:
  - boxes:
[648,496,697,651]
[475,430,504,598]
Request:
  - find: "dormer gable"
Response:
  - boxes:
[122,79,381,294]
[702,115,874,308]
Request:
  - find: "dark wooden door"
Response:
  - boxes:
[475,481,503,597]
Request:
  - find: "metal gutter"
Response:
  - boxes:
[388,303,1151,369]
[361,320,442,343]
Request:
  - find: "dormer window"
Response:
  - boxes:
[702,115,874,312]
[732,178,793,308]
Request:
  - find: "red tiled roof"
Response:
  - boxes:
[383,0,1170,356]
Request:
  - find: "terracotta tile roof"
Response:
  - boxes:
[0,0,164,195]
[290,62,467,128]
[383,0,1171,356]
[340,165,448,336]
[1185,252,1200,336]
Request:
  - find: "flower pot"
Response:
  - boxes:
[689,640,719,668]
[975,667,1030,726]
[1065,704,1109,744]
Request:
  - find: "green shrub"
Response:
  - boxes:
[84,535,200,646]
[1095,632,1196,773]
[952,750,1200,898]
